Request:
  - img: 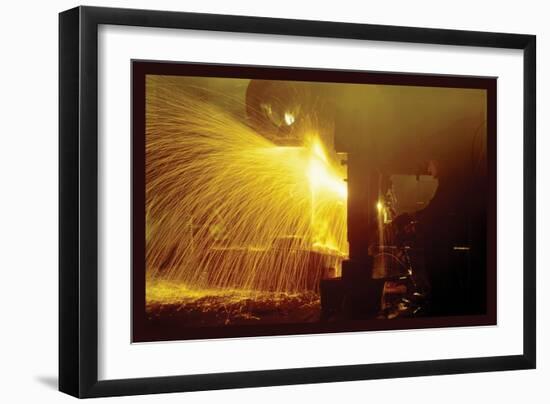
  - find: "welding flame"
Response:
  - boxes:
[308,137,347,200]
[145,76,348,293]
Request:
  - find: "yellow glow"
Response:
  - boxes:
[311,138,328,163]
[284,111,295,126]
[145,76,349,294]
[376,200,390,224]
[308,137,347,199]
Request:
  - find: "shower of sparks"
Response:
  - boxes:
[145,76,348,296]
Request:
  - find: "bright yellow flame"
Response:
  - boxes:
[376,201,384,212]
[145,76,348,294]
[311,138,328,162]
[308,137,347,199]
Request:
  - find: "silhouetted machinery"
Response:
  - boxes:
[322,84,488,320]
[246,79,489,320]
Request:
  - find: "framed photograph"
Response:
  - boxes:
[59,6,536,398]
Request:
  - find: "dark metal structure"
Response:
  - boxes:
[321,84,492,319]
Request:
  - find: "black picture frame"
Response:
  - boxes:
[59,6,536,398]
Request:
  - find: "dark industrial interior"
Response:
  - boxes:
[140,72,492,340]
[246,79,489,320]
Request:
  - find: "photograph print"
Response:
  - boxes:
[132,61,496,342]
